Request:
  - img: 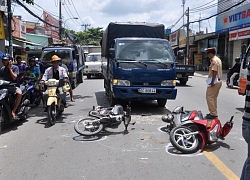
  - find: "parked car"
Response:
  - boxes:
[84,52,102,79]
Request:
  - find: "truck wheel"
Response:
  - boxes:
[109,94,118,106]
[157,99,167,107]
[78,70,83,83]
[180,79,187,85]
[87,74,91,79]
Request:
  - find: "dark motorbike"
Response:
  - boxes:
[0,80,30,132]
[23,79,41,106]
[74,104,134,136]
[165,107,234,154]
[226,69,239,87]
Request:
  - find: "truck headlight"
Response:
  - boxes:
[113,79,130,86]
[161,80,176,86]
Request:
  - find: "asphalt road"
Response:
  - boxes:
[0,75,245,180]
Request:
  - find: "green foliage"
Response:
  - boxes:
[23,0,34,5]
[65,27,104,46]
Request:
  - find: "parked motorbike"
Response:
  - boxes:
[44,79,65,126]
[0,80,30,131]
[168,108,234,154]
[23,79,41,106]
[74,103,134,136]
[226,70,239,87]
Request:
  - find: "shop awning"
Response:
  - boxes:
[5,40,21,47]
[13,37,42,46]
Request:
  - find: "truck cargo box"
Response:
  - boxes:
[101,22,165,57]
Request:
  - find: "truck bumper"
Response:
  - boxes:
[113,87,177,100]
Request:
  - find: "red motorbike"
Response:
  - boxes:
[169,109,234,154]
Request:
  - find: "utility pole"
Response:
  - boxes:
[59,0,62,40]
[7,0,13,56]
[182,0,186,29]
[81,24,90,31]
[199,13,201,33]
[186,7,190,65]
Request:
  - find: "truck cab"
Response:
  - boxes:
[102,36,177,107]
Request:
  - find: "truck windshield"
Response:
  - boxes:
[41,49,72,65]
[116,40,175,63]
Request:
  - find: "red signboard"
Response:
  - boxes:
[43,11,59,40]
[12,17,20,38]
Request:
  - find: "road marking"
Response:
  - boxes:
[203,150,239,180]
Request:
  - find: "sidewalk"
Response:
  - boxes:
[194,70,228,81]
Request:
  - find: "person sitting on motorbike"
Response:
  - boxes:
[0,54,22,119]
[40,55,69,108]
[229,57,241,87]
[29,57,46,107]
[23,67,36,81]
[15,56,26,83]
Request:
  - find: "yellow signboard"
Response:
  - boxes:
[0,11,5,39]
[194,54,202,65]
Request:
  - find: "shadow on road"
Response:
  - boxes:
[0,119,29,135]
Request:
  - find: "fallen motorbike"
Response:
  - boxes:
[74,103,134,136]
[0,80,30,131]
[161,106,197,133]
[226,69,239,87]
[44,79,65,126]
[23,79,41,106]
[167,107,234,153]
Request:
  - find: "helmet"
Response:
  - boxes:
[51,55,61,62]
[2,54,13,61]
[235,57,240,62]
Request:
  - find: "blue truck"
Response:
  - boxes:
[101,22,177,107]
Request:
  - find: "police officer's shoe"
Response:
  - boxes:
[204,114,218,119]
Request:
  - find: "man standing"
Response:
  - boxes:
[241,60,250,180]
[205,47,222,119]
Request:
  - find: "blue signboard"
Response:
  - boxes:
[165,28,171,35]
[216,3,250,34]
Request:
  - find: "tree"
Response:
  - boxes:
[74,27,104,45]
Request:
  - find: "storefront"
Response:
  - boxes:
[216,2,250,66]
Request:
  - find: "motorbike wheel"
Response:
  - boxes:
[226,78,230,87]
[74,117,103,136]
[170,126,199,154]
[47,103,56,126]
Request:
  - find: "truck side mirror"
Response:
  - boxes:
[109,48,115,58]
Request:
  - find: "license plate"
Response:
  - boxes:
[138,88,156,93]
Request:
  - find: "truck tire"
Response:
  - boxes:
[180,79,187,85]
[87,74,91,79]
[109,94,118,106]
[78,70,83,83]
[157,99,167,107]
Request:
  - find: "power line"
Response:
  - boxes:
[15,0,59,28]
[190,0,216,11]
[70,0,84,24]
[62,2,80,26]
